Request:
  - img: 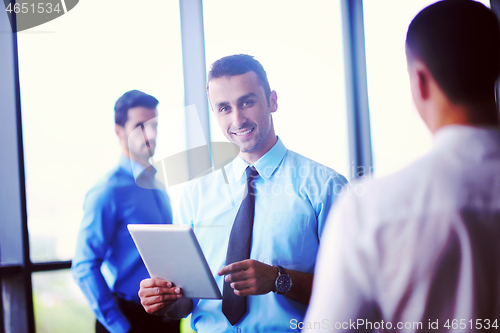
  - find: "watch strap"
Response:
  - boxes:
[275,265,287,276]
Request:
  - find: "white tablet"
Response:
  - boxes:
[127,224,222,299]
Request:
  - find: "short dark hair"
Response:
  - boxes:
[207,54,272,104]
[406,0,500,104]
[114,90,159,126]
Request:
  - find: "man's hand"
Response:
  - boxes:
[218,259,278,296]
[138,278,183,316]
[218,260,314,304]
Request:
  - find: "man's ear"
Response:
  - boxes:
[408,59,431,102]
[115,124,124,140]
[269,90,278,113]
[417,69,431,100]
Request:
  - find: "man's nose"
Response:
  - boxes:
[231,108,246,128]
[142,123,158,141]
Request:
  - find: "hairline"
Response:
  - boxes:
[206,70,272,106]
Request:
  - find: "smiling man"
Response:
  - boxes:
[137,54,348,332]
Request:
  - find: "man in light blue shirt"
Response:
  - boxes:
[72,90,180,333]
[138,55,348,332]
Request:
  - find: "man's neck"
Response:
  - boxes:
[238,136,278,164]
[122,151,151,168]
[432,98,500,134]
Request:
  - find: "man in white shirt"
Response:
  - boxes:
[304,1,500,332]
[137,54,348,332]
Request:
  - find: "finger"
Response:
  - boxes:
[224,270,249,283]
[143,299,179,316]
[232,284,256,297]
[141,291,183,306]
[218,264,233,276]
[144,302,167,315]
[230,279,255,292]
[139,286,182,299]
[140,278,173,288]
[218,260,251,276]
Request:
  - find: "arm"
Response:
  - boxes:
[218,259,313,304]
[138,278,193,319]
[316,172,349,239]
[304,190,376,332]
[71,187,130,333]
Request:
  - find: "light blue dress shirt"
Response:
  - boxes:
[72,156,173,333]
[177,138,348,333]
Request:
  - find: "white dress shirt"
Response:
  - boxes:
[177,138,347,332]
[304,125,500,333]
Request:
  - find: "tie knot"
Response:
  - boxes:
[246,166,259,181]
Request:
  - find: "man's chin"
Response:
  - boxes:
[238,144,258,154]
[130,153,154,165]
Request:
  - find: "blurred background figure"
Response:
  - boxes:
[305,1,500,331]
[72,90,180,333]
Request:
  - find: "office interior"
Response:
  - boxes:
[1,1,499,332]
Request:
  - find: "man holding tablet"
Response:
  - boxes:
[138,54,348,332]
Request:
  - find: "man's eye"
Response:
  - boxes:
[136,123,144,128]
[219,106,229,113]
[242,100,254,107]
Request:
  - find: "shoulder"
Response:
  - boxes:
[180,166,227,200]
[283,149,348,187]
[336,151,441,227]
[84,166,134,206]
[323,151,465,278]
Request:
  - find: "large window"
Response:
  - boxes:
[203,0,350,179]
[18,0,184,263]
[16,0,184,331]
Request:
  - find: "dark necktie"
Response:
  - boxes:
[222,166,259,325]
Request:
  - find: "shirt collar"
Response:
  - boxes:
[432,124,500,156]
[119,155,156,180]
[232,137,288,183]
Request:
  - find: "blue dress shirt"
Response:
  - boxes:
[177,138,348,333]
[72,156,173,333]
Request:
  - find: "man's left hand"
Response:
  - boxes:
[218,259,278,296]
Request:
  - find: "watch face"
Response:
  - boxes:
[276,274,292,293]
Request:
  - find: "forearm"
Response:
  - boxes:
[281,269,313,305]
[72,265,130,332]
[164,298,193,320]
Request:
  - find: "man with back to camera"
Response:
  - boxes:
[71,90,180,333]
[137,54,348,332]
[304,1,500,331]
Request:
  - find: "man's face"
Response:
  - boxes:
[117,106,158,164]
[208,71,277,160]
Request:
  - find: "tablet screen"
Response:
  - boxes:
[128,224,222,299]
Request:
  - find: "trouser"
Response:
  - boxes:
[95,296,181,333]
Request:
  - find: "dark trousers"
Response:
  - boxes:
[95,296,181,333]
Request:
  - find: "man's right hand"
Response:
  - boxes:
[138,278,183,316]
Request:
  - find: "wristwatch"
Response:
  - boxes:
[274,265,292,295]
